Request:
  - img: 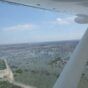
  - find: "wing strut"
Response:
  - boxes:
[53,28,88,88]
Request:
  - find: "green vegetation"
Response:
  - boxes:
[15,69,23,74]
[0,81,21,88]
[78,76,88,88]
[15,71,57,88]
[0,60,6,70]
[49,57,61,65]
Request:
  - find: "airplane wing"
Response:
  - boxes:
[1,0,88,24]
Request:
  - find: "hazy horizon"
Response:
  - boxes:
[0,39,80,46]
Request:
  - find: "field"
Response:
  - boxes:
[0,60,6,70]
[0,81,21,88]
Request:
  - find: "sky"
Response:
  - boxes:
[0,2,88,44]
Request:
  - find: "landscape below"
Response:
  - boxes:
[0,81,21,88]
[0,40,88,88]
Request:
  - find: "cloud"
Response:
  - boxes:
[3,23,36,31]
[53,16,76,25]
